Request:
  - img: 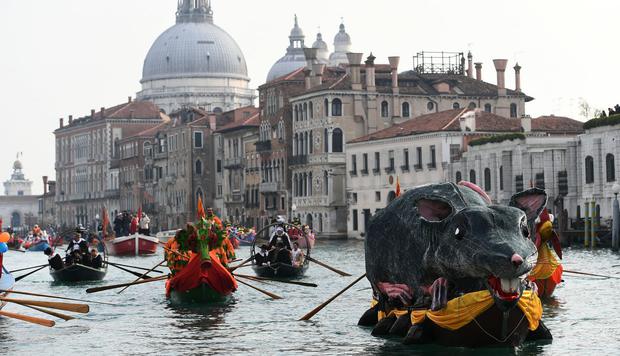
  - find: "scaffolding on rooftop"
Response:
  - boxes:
[413,51,465,75]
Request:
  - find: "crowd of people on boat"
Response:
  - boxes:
[113,211,151,237]
[44,228,103,270]
[254,218,310,267]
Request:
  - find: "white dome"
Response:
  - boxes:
[313,33,329,63]
[329,22,353,67]
[267,16,307,82]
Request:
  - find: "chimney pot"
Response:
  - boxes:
[467,51,473,78]
[128,96,132,103]
[68,115,73,124]
[59,118,64,128]
[91,109,96,117]
[346,53,364,89]
[513,63,522,92]
[388,56,400,91]
[303,47,318,71]
[43,176,48,194]
[475,62,482,81]
[365,53,376,91]
[493,59,508,95]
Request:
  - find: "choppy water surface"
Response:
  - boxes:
[1,241,619,355]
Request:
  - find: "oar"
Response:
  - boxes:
[236,278,282,300]
[104,261,163,274]
[106,263,154,280]
[229,256,254,273]
[20,304,75,321]
[233,273,317,287]
[9,264,48,274]
[0,289,117,306]
[564,270,620,280]
[0,297,89,313]
[0,310,55,327]
[14,265,47,282]
[117,260,166,294]
[235,274,274,286]
[306,256,351,277]
[9,248,26,253]
[87,275,168,294]
[299,273,367,321]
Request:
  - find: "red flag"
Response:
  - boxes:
[197,196,206,219]
[102,207,110,238]
[395,176,401,197]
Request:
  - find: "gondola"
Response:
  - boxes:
[250,223,311,278]
[50,263,107,282]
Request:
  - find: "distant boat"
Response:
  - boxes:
[50,263,107,283]
[105,234,159,256]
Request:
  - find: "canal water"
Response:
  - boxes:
[1,241,619,355]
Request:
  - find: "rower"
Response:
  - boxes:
[291,242,305,267]
[89,248,103,269]
[44,247,64,270]
[254,244,270,266]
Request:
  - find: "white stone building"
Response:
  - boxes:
[0,157,39,232]
[137,0,255,114]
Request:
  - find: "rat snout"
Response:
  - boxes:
[511,253,524,267]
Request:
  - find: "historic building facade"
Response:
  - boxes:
[0,158,39,232]
[289,49,531,238]
[54,99,164,229]
[137,0,255,114]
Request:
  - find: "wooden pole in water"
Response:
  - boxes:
[584,201,590,247]
[591,200,597,248]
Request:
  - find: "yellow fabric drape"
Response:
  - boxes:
[410,290,542,331]
[529,243,561,280]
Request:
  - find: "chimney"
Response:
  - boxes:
[303,48,318,71]
[521,115,531,132]
[312,63,325,86]
[388,56,400,93]
[467,51,473,78]
[100,107,105,118]
[459,111,476,132]
[208,114,217,130]
[68,115,73,124]
[365,53,376,92]
[303,68,312,90]
[59,118,64,128]
[475,62,482,81]
[513,63,522,92]
[91,109,96,118]
[128,96,132,103]
[493,59,508,96]
[346,52,363,90]
[43,176,48,194]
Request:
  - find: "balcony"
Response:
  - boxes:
[384,167,395,174]
[427,162,437,170]
[256,140,272,152]
[414,164,423,171]
[360,169,369,175]
[104,189,120,199]
[289,155,309,166]
[224,157,244,169]
[372,168,381,175]
[401,165,410,172]
[225,193,244,204]
[260,182,282,193]
[349,170,358,177]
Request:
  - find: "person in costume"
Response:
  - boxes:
[268,227,292,250]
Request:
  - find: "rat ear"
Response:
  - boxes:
[417,198,453,222]
[510,188,547,221]
[458,181,492,204]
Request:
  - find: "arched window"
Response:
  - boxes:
[332,98,342,116]
[606,154,616,182]
[309,131,313,154]
[427,102,435,111]
[453,102,460,109]
[195,159,203,175]
[324,171,329,195]
[304,132,309,155]
[470,170,476,184]
[324,99,329,117]
[381,101,389,118]
[468,102,477,109]
[484,104,492,113]
[293,173,298,196]
[585,156,594,183]
[499,166,504,190]
[303,172,308,196]
[402,102,410,118]
[456,171,462,183]
[309,172,313,195]
[309,102,313,119]
[324,128,329,153]
[303,103,308,120]
[484,168,491,192]
[294,133,299,155]
[332,128,343,153]
[294,105,298,121]
[510,103,518,118]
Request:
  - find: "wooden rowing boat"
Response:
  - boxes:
[252,260,309,278]
[50,263,107,282]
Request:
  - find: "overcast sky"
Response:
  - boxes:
[1,0,618,194]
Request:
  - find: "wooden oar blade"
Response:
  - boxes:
[0,289,117,306]
[22,304,75,321]
[15,265,47,282]
[0,297,89,314]
[87,275,168,294]
[299,274,366,321]
[306,256,351,276]
[234,273,318,287]
[0,310,55,327]
[9,264,48,274]
[237,278,282,300]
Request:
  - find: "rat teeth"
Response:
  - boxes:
[500,278,520,293]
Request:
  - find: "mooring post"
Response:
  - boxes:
[613,187,620,251]
[584,201,590,247]
[591,200,597,248]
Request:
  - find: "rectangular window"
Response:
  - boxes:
[281,197,285,210]
[352,209,359,231]
[515,175,524,193]
[352,192,358,204]
[429,145,436,169]
[450,144,461,163]
[362,153,369,174]
[375,191,381,202]
[402,149,410,171]
[217,159,222,173]
[386,150,395,173]
[350,154,357,175]
[194,132,203,149]
[535,172,545,189]
[373,152,381,174]
[415,147,423,169]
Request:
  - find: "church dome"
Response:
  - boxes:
[313,32,329,63]
[329,22,353,67]
[266,15,307,82]
[141,1,248,82]
[13,159,22,171]
[334,23,352,47]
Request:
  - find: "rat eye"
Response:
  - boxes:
[521,219,530,239]
[454,226,465,240]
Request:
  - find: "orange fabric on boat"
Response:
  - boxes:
[409,290,542,331]
[529,242,562,281]
[166,250,237,298]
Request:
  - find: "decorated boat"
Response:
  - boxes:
[359,182,552,347]
[164,203,237,305]
[104,234,159,256]
[528,209,563,298]
[250,223,311,278]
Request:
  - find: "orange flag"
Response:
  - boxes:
[197,196,206,219]
[102,207,110,238]
[395,176,401,197]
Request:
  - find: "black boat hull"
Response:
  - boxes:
[252,261,308,278]
[50,264,107,282]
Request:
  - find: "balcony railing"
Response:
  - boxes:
[225,193,244,203]
[414,164,423,171]
[256,140,272,152]
[401,165,410,172]
[224,157,244,169]
[260,182,281,193]
[384,167,395,174]
[427,162,437,170]
[372,168,381,175]
[360,168,369,175]
[289,155,309,166]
